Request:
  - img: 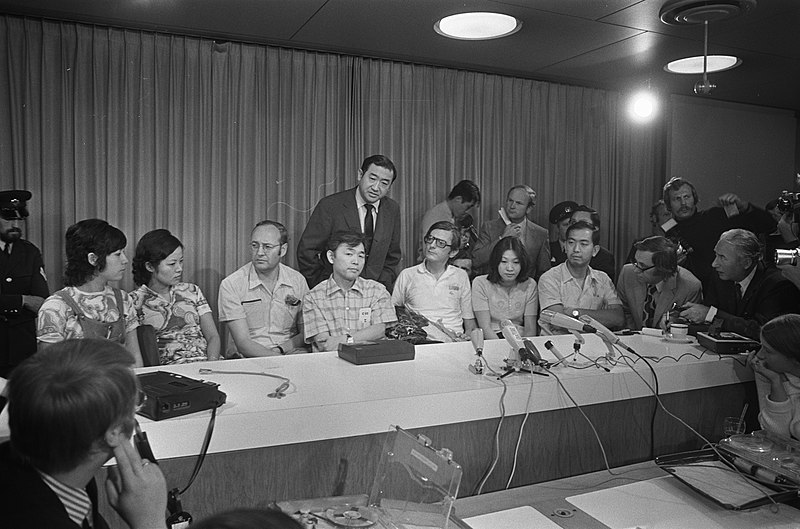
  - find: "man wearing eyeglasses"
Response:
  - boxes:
[218,220,309,357]
[0,189,49,378]
[616,236,702,331]
[393,221,476,342]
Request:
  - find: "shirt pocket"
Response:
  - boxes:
[243,300,267,331]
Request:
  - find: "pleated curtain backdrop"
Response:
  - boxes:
[0,15,666,328]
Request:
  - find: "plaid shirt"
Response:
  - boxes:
[302,276,395,343]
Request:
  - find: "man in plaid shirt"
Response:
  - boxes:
[302,231,396,352]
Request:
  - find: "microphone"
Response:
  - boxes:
[522,339,543,365]
[470,328,484,355]
[540,310,597,334]
[500,319,525,360]
[544,340,566,362]
[578,315,619,345]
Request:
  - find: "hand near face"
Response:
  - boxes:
[105,438,167,529]
[718,193,748,213]
[502,224,522,239]
[747,350,784,384]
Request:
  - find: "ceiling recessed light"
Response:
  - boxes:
[434,12,521,41]
[665,55,741,74]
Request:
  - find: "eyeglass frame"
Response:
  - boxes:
[424,235,453,249]
[250,241,283,253]
[631,259,656,272]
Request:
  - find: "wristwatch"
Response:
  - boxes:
[346,332,354,344]
[571,309,580,319]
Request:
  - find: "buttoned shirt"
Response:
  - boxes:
[392,262,474,341]
[538,263,620,334]
[471,275,538,333]
[302,276,395,348]
[354,189,380,233]
[218,262,308,353]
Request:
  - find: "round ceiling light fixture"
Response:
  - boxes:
[659,0,757,25]
[434,12,522,40]
[665,54,741,73]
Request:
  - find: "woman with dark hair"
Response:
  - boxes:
[471,236,538,339]
[130,229,220,364]
[36,219,143,366]
[748,314,800,440]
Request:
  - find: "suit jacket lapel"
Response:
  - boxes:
[344,189,361,232]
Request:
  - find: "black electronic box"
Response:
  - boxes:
[137,371,226,421]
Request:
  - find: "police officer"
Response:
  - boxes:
[0,190,49,378]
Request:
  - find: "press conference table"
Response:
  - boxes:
[0,333,759,527]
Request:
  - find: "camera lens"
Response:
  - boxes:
[775,248,800,266]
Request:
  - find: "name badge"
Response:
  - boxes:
[359,307,372,324]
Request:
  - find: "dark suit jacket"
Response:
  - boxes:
[705,264,800,340]
[0,442,110,529]
[472,218,551,280]
[0,239,49,376]
[616,264,703,330]
[550,240,617,284]
[297,188,401,291]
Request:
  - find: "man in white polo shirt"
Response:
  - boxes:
[392,221,476,342]
[218,220,309,356]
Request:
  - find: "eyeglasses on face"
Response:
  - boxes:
[424,235,452,249]
[250,242,282,253]
[632,260,656,272]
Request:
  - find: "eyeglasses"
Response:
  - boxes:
[632,260,656,272]
[424,235,452,249]
[250,242,282,253]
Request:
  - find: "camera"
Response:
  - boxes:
[775,248,800,266]
[776,190,800,223]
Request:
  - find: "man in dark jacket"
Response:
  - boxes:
[0,339,167,529]
[0,189,49,378]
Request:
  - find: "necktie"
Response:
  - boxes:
[734,283,743,312]
[643,284,658,328]
[1,244,9,256]
[363,204,374,255]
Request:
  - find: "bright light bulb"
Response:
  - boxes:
[434,12,521,40]
[628,91,658,122]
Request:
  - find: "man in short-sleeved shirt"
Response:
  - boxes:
[393,221,476,342]
[218,221,308,356]
[303,231,395,352]
[538,221,623,335]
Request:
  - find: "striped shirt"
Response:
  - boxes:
[38,470,92,527]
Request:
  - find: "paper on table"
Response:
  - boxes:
[464,505,563,529]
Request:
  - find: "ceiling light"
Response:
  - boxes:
[628,91,659,123]
[434,12,521,41]
[665,55,741,74]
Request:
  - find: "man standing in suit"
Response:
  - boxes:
[0,189,49,378]
[680,229,799,340]
[297,155,401,292]
[617,236,702,330]
[473,185,551,280]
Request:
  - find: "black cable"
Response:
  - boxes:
[179,404,217,495]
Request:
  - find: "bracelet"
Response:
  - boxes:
[275,345,286,355]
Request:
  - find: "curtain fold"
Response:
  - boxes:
[0,15,665,317]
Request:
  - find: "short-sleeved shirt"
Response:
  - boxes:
[37,286,138,343]
[471,275,538,333]
[218,262,308,352]
[302,276,396,348]
[537,263,620,334]
[130,283,211,364]
[391,262,474,341]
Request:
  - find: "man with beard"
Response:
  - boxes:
[0,190,49,378]
[661,177,775,294]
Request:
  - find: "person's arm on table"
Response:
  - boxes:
[226,319,282,357]
[199,312,221,361]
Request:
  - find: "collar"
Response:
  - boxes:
[0,241,10,252]
[560,262,598,285]
[418,260,454,278]
[246,262,289,291]
[37,470,92,527]
[324,275,365,295]
[141,283,174,301]
[737,265,758,295]
[355,188,380,213]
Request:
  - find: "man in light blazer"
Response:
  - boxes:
[297,154,401,292]
[472,185,551,280]
[617,235,702,330]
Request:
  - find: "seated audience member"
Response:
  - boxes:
[303,231,396,351]
[37,219,143,366]
[538,220,623,334]
[661,177,776,293]
[617,236,702,331]
[130,229,220,364]
[680,229,800,340]
[748,314,800,440]
[193,509,302,529]
[0,339,167,529]
[297,154,401,291]
[393,221,476,341]
[568,205,616,282]
[419,179,481,254]
[549,202,616,281]
[472,236,538,339]
[473,185,550,280]
[219,221,308,357]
